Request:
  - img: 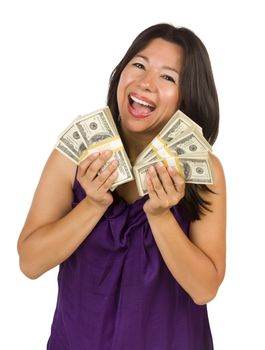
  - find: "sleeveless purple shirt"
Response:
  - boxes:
[47,177,213,349]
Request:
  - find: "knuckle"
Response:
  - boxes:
[80,154,92,166]
[78,162,86,171]
[178,176,185,185]
[76,173,85,184]
[154,184,161,190]
[102,181,110,190]
[99,154,106,162]
[165,181,171,188]
[101,151,112,160]
[97,172,105,183]
[111,159,119,168]
[89,162,99,172]
[107,163,116,173]
[148,186,154,192]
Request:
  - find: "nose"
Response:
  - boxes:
[138,71,156,92]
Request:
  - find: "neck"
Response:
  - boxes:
[121,129,153,165]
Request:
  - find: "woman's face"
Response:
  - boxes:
[117,38,184,136]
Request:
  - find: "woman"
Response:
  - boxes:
[17,23,226,349]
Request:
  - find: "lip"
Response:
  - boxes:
[127,92,156,119]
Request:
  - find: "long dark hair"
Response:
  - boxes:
[107,23,219,221]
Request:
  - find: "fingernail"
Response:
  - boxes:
[148,166,155,173]
[157,161,164,167]
[92,152,99,158]
[104,150,112,156]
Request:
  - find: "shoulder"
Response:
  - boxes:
[193,152,226,209]
[208,153,226,194]
[42,148,77,188]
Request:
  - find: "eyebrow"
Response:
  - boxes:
[134,54,180,74]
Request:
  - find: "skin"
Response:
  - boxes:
[117,38,183,163]
[17,38,226,305]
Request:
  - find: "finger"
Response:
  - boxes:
[168,166,185,192]
[148,165,166,199]
[155,162,175,194]
[146,173,155,196]
[85,150,113,182]
[78,152,100,177]
[94,159,119,190]
[97,170,118,193]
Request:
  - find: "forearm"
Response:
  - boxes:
[146,210,220,305]
[18,199,107,279]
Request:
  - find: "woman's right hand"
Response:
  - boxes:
[77,150,118,209]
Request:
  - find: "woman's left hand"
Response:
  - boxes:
[143,161,185,216]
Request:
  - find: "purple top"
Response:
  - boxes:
[47,176,213,349]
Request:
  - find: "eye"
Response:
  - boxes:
[133,62,145,70]
[161,74,176,83]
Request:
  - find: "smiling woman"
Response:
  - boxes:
[17,23,226,350]
[117,38,183,154]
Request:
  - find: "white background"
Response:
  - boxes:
[1,0,264,349]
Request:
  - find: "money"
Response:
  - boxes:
[134,109,204,165]
[55,107,214,195]
[143,127,212,163]
[133,155,214,196]
[55,141,79,163]
[132,109,214,196]
[78,136,133,188]
[57,122,87,159]
[75,110,116,147]
[55,107,133,189]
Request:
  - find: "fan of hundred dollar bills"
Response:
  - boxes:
[55,107,214,196]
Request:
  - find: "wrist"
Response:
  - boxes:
[144,208,172,220]
[83,197,111,213]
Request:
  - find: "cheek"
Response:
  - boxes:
[117,71,131,104]
[162,87,180,110]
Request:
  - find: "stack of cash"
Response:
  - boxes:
[55,107,214,196]
[55,107,133,190]
[133,110,214,196]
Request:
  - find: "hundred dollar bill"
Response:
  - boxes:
[104,106,120,135]
[71,107,120,146]
[56,122,87,159]
[134,110,203,165]
[167,127,211,154]
[133,155,214,196]
[159,109,203,138]
[55,141,80,163]
[55,108,113,161]
[143,127,212,163]
[75,107,117,147]
[55,107,133,189]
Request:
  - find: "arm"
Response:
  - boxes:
[17,149,118,279]
[144,155,226,305]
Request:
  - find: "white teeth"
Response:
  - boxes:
[130,95,154,108]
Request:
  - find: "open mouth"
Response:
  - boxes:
[128,94,156,115]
